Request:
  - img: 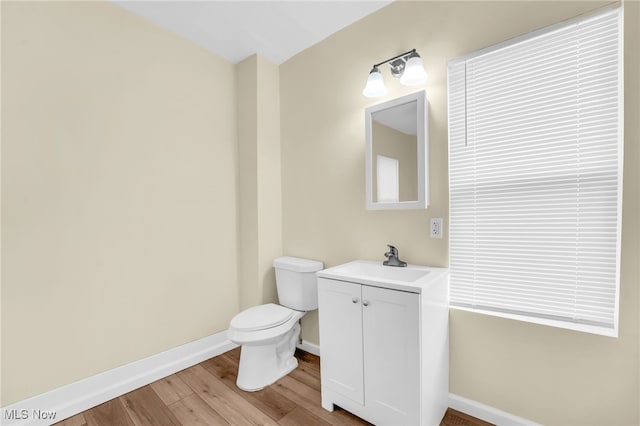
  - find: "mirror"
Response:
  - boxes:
[365,90,428,210]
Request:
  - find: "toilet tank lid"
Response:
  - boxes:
[273,256,324,272]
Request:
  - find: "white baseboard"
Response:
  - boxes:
[1,331,237,426]
[296,339,320,356]
[449,393,540,426]
[2,334,538,426]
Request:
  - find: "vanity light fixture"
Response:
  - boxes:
[362,49,428,98]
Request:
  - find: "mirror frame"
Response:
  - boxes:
[365,90,428,210]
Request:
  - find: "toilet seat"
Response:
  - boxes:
[228,307,305,346]
[230,303,294,332]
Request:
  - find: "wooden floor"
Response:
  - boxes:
[54,348,491,426]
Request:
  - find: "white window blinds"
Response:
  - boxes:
[448,7,623,336]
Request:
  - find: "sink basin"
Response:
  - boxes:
[332,262,429,282]
[317,260,448,293]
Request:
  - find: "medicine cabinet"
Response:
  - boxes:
[365,90,428,210]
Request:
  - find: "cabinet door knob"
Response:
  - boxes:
[352,297,359,304]
[363,300,370,307]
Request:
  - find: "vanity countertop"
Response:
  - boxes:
[317,259,448,294]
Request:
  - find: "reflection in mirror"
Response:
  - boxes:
[365,90,428,210]
[371,103,418,203]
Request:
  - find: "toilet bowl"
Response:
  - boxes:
[227,256,323,391]
[228,304,305,391]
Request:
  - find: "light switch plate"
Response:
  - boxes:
[430,218,443,239]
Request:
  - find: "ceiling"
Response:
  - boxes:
[114,1,392,65]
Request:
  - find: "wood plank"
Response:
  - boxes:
[288,361,321,392]
[54,348,490,426]
[177,364,279,426]
[203,352,238,378]
[295,349,321,371]
[119,386,181,426]
[150,373,193,405]
[201,352,297,421]
[271,375,369,426]
[441,408,494,426]
[298,360,320,379]
[168,393,230,425]
[278,406,332,426]
[53,413,87,426]
[224,347,241,362]
[83,398,134,426]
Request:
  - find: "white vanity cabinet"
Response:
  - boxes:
[317,260,449,426]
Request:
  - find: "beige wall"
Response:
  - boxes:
[2,1,638,424]
[1,1,240,405]
[280,1,639,425]
[236,54,282,310]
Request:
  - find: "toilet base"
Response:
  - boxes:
[235,322,301,391]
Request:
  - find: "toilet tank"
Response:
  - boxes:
[273,256,324,311]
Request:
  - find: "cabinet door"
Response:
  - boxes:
[362,286,420,425]
[317,278,364,404]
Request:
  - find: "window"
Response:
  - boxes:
[447,6,623,336]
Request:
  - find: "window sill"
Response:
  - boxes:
[449,305,618,338]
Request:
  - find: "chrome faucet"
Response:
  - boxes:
[383,244,407,267]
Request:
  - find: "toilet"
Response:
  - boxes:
[227,256,323,391]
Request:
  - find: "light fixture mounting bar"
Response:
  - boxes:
[372,48,417,68]
[362,48,427,97]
